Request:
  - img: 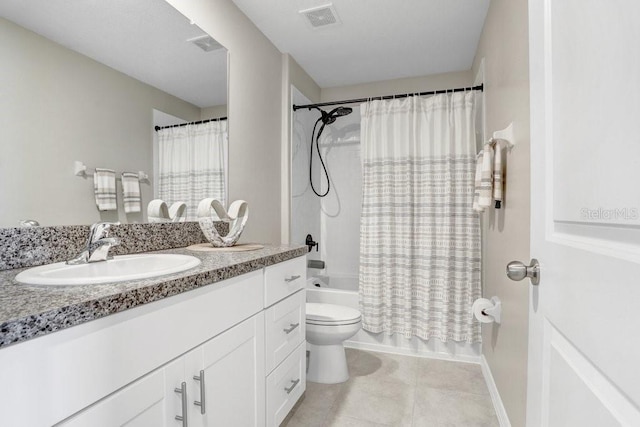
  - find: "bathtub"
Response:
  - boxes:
[305,275,481,361]
[306,275,359,309]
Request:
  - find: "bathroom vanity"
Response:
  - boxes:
[0,245,306,427]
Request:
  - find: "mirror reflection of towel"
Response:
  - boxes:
[94,168,117,211]
[121,172,141,213]
[147,199,186,222]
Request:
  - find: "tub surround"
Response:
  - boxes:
[0,222,229,271]
[0,244,306,348]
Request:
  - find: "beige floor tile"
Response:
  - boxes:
[304,381,346,410]
[417,359,489,396]
[282,403,329,427]
[331,376,415,427]
[346,348,362,365]
[412,387,499,427]
[286,349,498,427]
[325,413,391,427]
[348,350,420,386]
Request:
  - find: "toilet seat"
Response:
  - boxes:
[306,303,361,326]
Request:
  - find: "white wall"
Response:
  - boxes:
[321,70,474,102]
[472,0,531,425]
[0,17,201,227]
[282,54,322,243]
[167,0,285,244]
[200,105,228,119]
[291,88,321,263]
[318,107,362,286]
[291,97,362,285]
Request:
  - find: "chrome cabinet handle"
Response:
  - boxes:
[284,275,301,283]
[174,382,188,426]
[193,370,206,414]
[283,323,300,334]
[284,379,301,394]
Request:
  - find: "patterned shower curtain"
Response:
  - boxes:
[157,120,227,220]
[359,92,481,343]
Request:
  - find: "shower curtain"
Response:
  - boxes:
[157,120,227,220]
[359,92,481,343]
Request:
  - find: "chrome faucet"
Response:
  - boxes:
[67,222,121,265]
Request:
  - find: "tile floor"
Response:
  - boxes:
[282,348,499,427]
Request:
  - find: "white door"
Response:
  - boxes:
[528,1,640,426]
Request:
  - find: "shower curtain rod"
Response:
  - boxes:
[154,116,227,131]
[292,84,483,111]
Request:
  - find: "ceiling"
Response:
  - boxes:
[0,0,227,108]
[232,0,490,88]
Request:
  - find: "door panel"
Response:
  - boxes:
[528,0,640,425]
[200,313,266,426]
[58,363,177,427]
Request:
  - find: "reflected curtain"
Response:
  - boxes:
[359,92,481,343]
[157,120,227,220]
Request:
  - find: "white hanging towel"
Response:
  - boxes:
[493,141,504,208]
[472,153,483,212]
[94,168,117,211]
[121,172,141,213]
[473,143,494,212]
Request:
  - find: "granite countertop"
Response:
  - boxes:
[0,244,307,349]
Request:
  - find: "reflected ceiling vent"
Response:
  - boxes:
[299,4,341,29]
[187,35,223,52]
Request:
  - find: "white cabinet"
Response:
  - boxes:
[264,256,306,307]
[1,270,265,427]
[266,342,306,427]
[60,313,266,427]
[0,255,307,427]
[195,313,265,426]
[263,258,307,427]
[264,289,305,373]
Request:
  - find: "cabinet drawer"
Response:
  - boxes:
[266,342,306,427]
[264,256,306,307]
[265,290,305,373]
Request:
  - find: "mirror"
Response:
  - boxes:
[0,0,228,227]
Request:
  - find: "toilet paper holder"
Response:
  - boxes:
[482,297,502,323]
[472,297,502,324]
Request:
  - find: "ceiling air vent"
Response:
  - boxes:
[187,35,223,52]
[299,4,341,29]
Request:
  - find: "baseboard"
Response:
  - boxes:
[480,354,511,427]
[344,340,481,364]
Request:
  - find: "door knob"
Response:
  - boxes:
[506,259,540,285]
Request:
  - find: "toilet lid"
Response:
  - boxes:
[306,303,361,325]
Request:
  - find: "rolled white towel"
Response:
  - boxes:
[168,202,187,222]
[94,168,117,211]
[147,199,170,222]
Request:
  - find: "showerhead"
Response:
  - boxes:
[317,106,353,125]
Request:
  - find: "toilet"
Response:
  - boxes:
[305,302,362,384]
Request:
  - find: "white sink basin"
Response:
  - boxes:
[15,254,201,286]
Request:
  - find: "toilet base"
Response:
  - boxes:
[306,342,349,384]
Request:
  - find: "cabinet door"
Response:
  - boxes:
[58,358,184,427]
[196,313,266,427]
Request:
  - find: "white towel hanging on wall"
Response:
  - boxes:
[94,168,117,211]
[472,123,515,212]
